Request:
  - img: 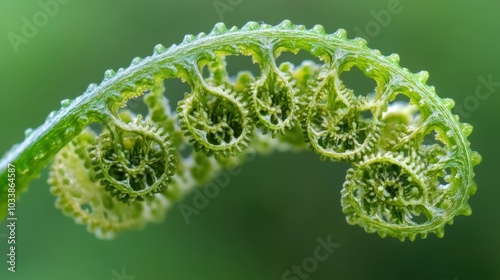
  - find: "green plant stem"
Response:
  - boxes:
[0,22,480,240]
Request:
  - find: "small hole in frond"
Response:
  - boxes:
[422,130,438,145]
[88,122,105,135]
[390,92,412,104]
[438,167,452,188]
[202,65,210,80]
[123,93,149,117]
[360,109,373,121]
[422,129,446,148]
[163,77,190,110]
[384,94,420,124]
[81,203,92,214]
[353,187,360,198]
[275,50,322,69]
[225,55,260,78]
[340,66,377,98]
[411,207,429,224]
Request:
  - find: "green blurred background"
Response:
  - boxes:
[0,0,498,279]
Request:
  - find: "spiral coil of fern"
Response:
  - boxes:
[0,21,480,240]
[87,114,177,204]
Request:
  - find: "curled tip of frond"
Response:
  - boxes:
[88,117,177,204]
[48,129,170,239]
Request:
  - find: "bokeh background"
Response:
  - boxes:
[0,0,498,279]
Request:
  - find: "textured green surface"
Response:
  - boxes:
[0,21,480,242]
[0,1,496,279]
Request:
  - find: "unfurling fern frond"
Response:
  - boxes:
[0,21,480,240]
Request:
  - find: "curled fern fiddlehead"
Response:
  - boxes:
[88,115,177,203]
[342,150,440,240]
[177,68,253,157]
[49,128,171,239]
[0,21,481,241]
[250,49,301,135]
[305,63,383,161]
